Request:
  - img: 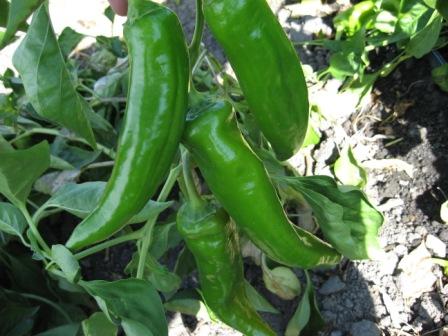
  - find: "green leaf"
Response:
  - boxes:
[276,175,383,260]
[302,122,321,148]
[431,63,448,92]
[440,200,448,223]
[0,202,27,238]
[125,252,181,293]
[244,281,279,314]
[150,222,182,259]
[406,11,443,58]
[40,182,173,224]
[285,271,324,336]
[12,4,97,148]
[51,244,81,283]
[58,27,84,58]
[34,324,80,336]
[82,312,117,336]
[81,279,167,336]
[104,6,115,22]
[436,0,448,19]
[334,145,367,188]
[0,141,50,206]
[1,0,43,49]
[51,139,100,169]
[121,318,154,336]
[373,10,398,33]
[164,290,210,320]
[0,0,8,28]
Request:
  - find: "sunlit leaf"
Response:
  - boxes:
[276,175,383,260]
[12,4,97,148]
[334,145,367,188]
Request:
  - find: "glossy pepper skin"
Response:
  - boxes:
[203,0,309,161]
[177,200,276,336]
[66,0,189,250]
[183,98,341,269]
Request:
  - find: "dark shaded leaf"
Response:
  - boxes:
[285,271,324,336]
[81,279,167,336]
[82,312,117,336]
[34,324,80,336]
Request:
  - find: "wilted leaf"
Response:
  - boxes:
[398,243,437,299]
[262,256,301,300]
[12,4,96,148]
[81,279,167,336]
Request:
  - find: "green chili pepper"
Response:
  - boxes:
[177,198,276,336]
[183,96,341,269]
[66,0,189,250]
[203,0,309,161]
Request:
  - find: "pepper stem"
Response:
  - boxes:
[189,0,204,68]
[136,164,181,279]
[181,147,204,209]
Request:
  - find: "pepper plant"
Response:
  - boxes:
[0,0,383,335]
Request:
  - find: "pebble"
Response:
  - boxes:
[350,320,381,336]
[440,229,448,242]
[426,234,446,258]
[319,276,346,295]
[394,244,408,256]
[330,331,343,336]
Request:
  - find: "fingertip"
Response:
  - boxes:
[109,0,128,16]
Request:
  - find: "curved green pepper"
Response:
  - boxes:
[177,199,276,336]
[203,0,309,160]
[66,0,189,250]
[183,97,341,269]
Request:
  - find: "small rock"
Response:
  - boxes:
[418,294,445,325]
[350,320,381,336]
[394,244,408,256]
[408,233,422,247]
[319,275,346,295]
[439,229,448,242]
[380,252,399,275]
[426,234,447,258]
[330,331,343,336]
[277,8,291,26]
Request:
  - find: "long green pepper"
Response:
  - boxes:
[66,0,189,250]
[177,198,276,336]
[203,0,309,160]
[183,96,341,269]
